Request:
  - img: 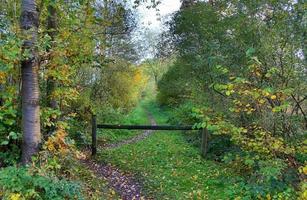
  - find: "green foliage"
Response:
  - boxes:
[1,0,148,165]
[142,58,172,85]
[0,166,83,200]
[157,61,192,106]
[157,0,306,198]
[0,0,305,199]
[0,16,23,166]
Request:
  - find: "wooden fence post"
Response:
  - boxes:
[200,128,208,157]
[91,114,97,156]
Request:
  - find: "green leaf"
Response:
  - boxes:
[9,132,19,140]
[1,141,9,145]
[246,47,255,57]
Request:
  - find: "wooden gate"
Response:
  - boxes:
[91,115,209,157]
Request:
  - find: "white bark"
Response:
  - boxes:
[20,0,41,164]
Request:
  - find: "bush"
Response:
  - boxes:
[0,166,83,200]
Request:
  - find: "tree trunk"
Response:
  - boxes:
[200,128,208,157]
[154,74,158,85]
[180,0,196,9]
[46,1,58,110]
[20,0,41,164]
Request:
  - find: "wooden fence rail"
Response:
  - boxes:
[97,124,195,130]
[91,115,209,157]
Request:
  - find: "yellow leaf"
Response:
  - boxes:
[258,99,265,104]
[10,193,21,200]
[110,189,115,195]
[242,129,248,133]
[272,107,278,113]
[270,95,277,100]
[0,71,6,84]
[263,91,270,97]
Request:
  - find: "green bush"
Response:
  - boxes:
[0,166,83,200]
[67,118,89,148]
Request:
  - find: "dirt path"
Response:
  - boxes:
[80,112,156,200]
[104,113,156,149]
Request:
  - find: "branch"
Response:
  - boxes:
[291,94,307,128]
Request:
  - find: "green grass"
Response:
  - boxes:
[98,100,246,199]
[97,101,150,144]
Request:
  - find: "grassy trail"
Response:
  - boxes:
[97,100,245,199]
[80,100,157,200]
[97,101,151,146]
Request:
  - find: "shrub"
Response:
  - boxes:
[0,166,83,200]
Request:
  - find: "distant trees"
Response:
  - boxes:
[142,59,171,85]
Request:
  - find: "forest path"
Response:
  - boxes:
[80,111,157,200]
[103,112,157,149]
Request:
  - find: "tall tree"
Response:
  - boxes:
[46,0,58,110]
[20,0,41,164]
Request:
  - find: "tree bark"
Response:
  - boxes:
[180,0,196,9]
[200,128,208,157]
[20,0,41,164]
[46,1,58,110]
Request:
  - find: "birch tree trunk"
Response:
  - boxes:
[20,0,41,164]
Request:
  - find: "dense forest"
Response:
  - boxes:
[0,0,306,199]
